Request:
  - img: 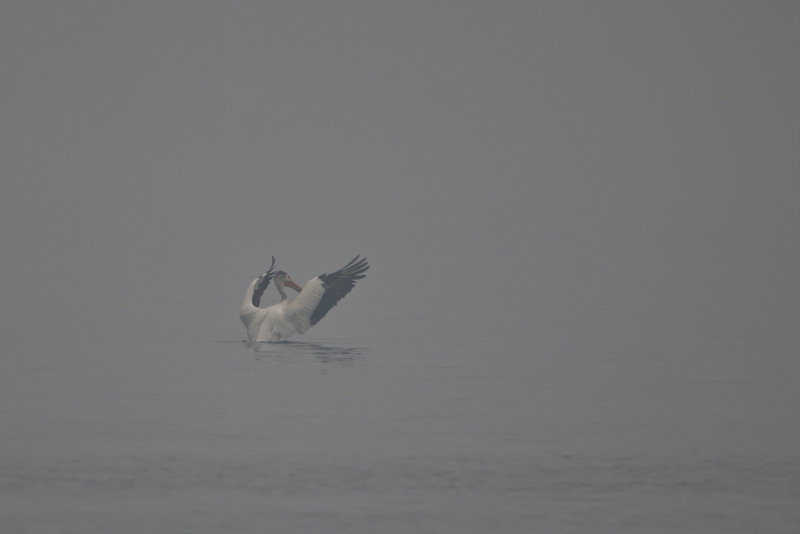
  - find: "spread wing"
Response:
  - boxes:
[288,256,369,330]
[252,256,276,307]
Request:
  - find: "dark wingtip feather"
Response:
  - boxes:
[252,255,278,307]
[310,255,370,325]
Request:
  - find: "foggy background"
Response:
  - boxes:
[1,2,799,532]
[3,1,797,343]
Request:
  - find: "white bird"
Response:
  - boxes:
[240,255,369,343]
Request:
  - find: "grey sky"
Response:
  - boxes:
[2,1,798,341]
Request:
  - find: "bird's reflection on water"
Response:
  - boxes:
[245,339,365,363]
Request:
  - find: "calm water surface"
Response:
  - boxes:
[2,289,798,533]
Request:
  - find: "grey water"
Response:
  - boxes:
[2,280,799,534]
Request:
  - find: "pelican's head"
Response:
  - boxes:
[273,271,303,292]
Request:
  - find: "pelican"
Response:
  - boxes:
[240,255,369,343]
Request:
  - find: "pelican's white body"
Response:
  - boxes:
[239,277,326,342]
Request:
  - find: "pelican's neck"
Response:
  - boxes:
[276,281,288,301]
